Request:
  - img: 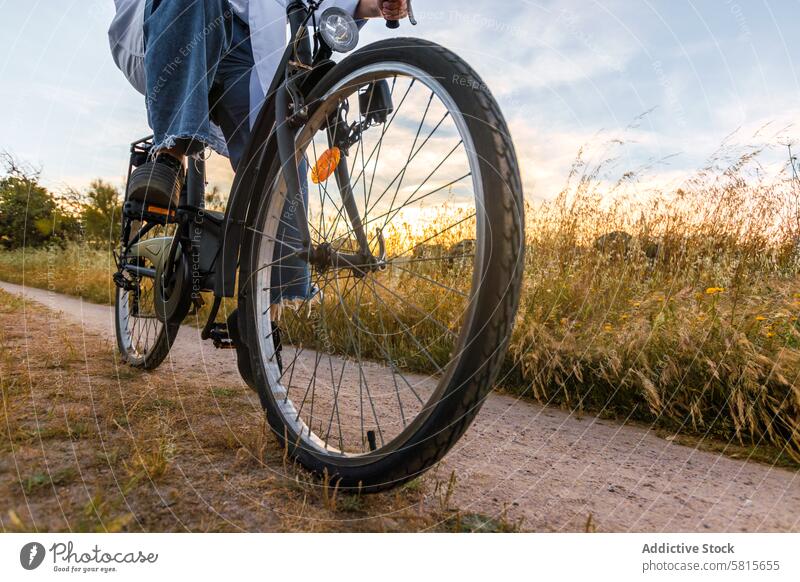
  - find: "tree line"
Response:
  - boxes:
[0,155,121,249]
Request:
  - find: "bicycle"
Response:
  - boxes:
[113,1,524,492]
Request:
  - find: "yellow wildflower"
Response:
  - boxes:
[603,323,613,332]
[755,315,767,321]
[705,287,724,295]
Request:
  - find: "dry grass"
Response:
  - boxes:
[0,243,227,326]
[0,288,516,532]
[508,143,800,463]
[0,243,115,305]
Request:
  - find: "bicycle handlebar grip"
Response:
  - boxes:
[386,19,400,29]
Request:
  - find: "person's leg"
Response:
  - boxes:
[208,13,311,307]
[208,14,255,172]
[270,161,312,306]
[143,0,232,158]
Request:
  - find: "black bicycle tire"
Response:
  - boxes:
[114,285,180,370]
[238,37,524,492]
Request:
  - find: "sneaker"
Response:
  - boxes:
[226,310,256,391]
[127,153,185,208]
[226,310,284,391]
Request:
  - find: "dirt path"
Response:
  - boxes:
[2,280,798,532]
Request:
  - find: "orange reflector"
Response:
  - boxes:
[311,147,341,184]
[147,205,175,217]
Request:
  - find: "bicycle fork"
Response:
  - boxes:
[275,79,386,277]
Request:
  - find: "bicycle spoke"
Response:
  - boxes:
[373,140,465,237]
[366,111,454,221]
[390,253,475,267]
[392,264,469,298]
[351,280,425,408]
[392,211,477,259]
[362,278,445,375]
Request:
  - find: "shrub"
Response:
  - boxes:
[0,155,79,249]
[80,180,122,247]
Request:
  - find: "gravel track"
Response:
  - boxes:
[2,280,798,532]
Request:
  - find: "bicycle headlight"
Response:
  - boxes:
[319,7,359,53]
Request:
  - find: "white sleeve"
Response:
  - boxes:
[279,0,368,26]
[317,0,363,18]
[108,0,147,95]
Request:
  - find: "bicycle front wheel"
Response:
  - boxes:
[239,38,524,491]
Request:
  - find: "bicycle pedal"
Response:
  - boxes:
[112,271,137,291]
[208,323,237,349]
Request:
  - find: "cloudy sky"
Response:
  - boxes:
[1,0,798,201]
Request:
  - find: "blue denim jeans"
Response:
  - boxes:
[143,0,310,302]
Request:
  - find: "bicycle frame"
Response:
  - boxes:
[119,1,397,335]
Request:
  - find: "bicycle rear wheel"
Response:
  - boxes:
[114,222,181,370]
[239,38,523,491]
